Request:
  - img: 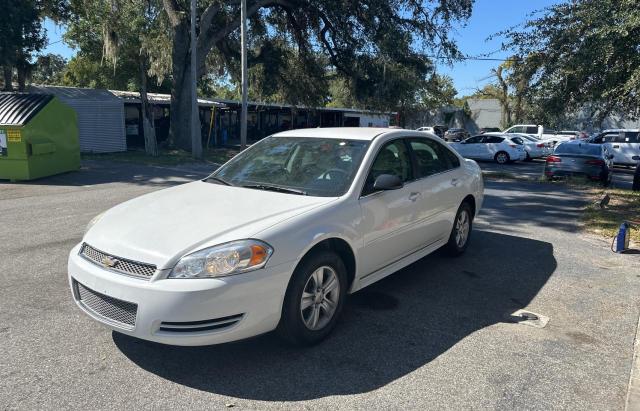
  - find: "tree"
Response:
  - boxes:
[66,0,165,156]
[160,0,473,152]
[500,0,640,126]
[0,1,69,91]
[0,1,45,90]
[31,53,67,85]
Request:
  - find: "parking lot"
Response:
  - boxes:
[478,158,636,190]
[2,160,640,410]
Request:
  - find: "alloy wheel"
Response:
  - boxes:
[455,209,470,248]
[300,266,340,330]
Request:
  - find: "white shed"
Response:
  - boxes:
[29,85,126,153]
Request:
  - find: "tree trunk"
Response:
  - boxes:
[168,21,202,154]
[2,67,13,91]
[139,59,158,157]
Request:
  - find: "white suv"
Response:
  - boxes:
[449,133,527,164]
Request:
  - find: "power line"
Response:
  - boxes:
[427,55,521,62]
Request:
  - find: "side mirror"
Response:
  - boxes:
[633,155,640,161]
[373,174,403,191]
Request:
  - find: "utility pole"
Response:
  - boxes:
[240,0,248,149]
[190,0,202,158]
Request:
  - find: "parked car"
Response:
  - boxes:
[588,129,640,166]
[444,128,470,142]
[544,142,613,185]
[449,133,527,164]
[503,124,569,146]
[507,133,552,159]
[557,130,581,140]
[416,125,447,139]
[479,127,501,134]
[68,128,484,346]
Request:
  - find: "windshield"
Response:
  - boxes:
[211,136,369,197]
[555,143,602,156]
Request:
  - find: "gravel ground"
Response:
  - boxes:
[1,160,639,410]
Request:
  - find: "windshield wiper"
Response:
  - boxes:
[204,176,233,186]
[242,184,307,196]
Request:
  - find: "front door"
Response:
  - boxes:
[358,139,423,276]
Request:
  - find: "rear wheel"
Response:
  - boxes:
[278,251,347,346]
[495,151,510,164]
[444,202,473,256]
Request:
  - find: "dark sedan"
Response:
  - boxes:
[545,142,613,185]
[444,128,470,142]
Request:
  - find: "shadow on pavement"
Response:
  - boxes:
[0,160,213,188]
[114,230,555,401]
[480,180,588,233]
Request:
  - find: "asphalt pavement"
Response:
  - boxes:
[1,160,639,410]
[479,158,636,189]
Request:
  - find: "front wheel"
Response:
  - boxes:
[495,151,510,164]
[278,251,347,346]
[444,202,473,256]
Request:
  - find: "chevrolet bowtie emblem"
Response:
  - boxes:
[102,256,119,268]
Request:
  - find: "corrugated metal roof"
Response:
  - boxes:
[0,93,53,125]
[29,85,122,102]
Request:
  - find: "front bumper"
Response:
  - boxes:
[68,243,293,346]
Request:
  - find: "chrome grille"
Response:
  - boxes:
[74,280,137,329]
[80,243,156,280]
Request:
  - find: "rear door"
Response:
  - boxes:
[612,132,640,164]
[482,135,506,159]
[406,137,464,243]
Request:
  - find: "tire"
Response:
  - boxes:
[444,202,473,256]
[277,250,347,346]
[524,152,533,162]
[495,151,510,164]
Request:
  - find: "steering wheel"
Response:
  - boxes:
[319,168,348,180]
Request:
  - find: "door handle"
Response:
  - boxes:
[613,145,620,148]
[408,192,421,202]
[451,178,460,186]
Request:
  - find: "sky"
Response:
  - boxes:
[41,0,562,97]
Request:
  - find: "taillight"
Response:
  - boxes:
[509,144,517,148]
[537,143,545,148]
[585,159,604,166]
[546,156,562,163]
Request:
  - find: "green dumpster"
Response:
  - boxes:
[0,93,80,181]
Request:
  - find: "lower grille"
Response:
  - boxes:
[74,280,137,329]
[159,314,243,333]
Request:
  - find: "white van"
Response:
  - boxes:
[589,129,640,166]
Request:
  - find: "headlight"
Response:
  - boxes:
[168,240,273,279]
[85,212,105,235]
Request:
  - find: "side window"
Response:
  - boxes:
[409,138,459,178]
[363,140,412,195]
[485,136,504,144]
[508,126,523,133]
[628,132,640,143]
[603,133,618,142]
[525,126,539,134]
[465,135,483,144]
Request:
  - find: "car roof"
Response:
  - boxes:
[601,129,640,133]
[272,127,408,141]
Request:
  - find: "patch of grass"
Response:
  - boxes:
[82,147,239,167]
[582,189,640,243]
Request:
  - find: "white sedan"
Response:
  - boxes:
[68,128,483,346]
[449,133,527,164]
[487,132,550,160]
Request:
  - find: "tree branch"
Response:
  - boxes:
[162,0,183,27]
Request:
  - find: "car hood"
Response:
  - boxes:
[83,181,334,268]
